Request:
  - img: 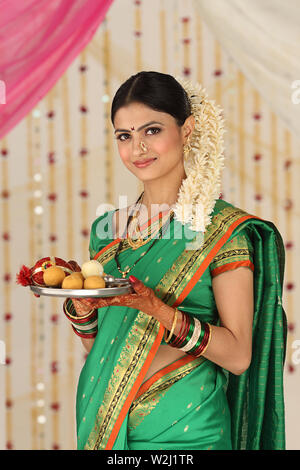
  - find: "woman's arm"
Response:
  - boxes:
[153,266,254,375]
[80,337,96,354]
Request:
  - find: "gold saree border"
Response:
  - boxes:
[85,203,262,450]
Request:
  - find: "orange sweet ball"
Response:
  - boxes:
[84,276,105,289]
[62,274,83,289]
[43,266,66,287]
[71,272,84,281]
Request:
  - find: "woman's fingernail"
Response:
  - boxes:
[129,275,138,283]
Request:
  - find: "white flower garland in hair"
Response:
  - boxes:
[173,76,226,233]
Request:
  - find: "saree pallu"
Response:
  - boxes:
[76,198,287,450]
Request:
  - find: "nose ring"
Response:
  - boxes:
[140,141,148,152]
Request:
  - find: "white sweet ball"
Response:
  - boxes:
[81,260,104,279]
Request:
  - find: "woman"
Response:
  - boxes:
[63,71,287,450]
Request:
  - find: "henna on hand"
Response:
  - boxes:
[78,277,163,317]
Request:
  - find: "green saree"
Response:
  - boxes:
[76,198,287,450]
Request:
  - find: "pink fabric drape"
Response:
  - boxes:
[0,0,114,139]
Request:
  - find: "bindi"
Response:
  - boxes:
[130,126,135,131]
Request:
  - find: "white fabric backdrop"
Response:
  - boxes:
[193,0,300,138]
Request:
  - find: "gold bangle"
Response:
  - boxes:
[164,308,178,343]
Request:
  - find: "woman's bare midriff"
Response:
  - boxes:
[141,345,186,385]
[112,208,187,386]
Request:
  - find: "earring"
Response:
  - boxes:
[183,138,192,159]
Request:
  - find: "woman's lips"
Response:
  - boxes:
[133,158,157,168]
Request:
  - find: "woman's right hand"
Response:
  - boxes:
[70,298,96,317]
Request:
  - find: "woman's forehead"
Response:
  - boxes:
[114,103,173,127]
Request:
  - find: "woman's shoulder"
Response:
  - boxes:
[212,198,249,217]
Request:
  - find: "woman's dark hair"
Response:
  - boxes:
[111,71,191,127]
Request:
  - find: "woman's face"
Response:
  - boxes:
[113,102,191,182]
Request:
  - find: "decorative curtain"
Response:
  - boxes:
[193,0,300,139]
[0,0,114,139]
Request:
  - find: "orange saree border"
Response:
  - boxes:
[94,238,121,259]
[211,259,254,277]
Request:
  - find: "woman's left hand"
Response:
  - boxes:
[78,275,163,317]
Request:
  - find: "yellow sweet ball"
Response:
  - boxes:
[84,275,105,289]
[62,274,83,289]
[43,266,66,287]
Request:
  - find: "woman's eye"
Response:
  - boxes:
[146,127,161,135]
[116,133,130,141]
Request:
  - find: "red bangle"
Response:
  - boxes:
[177,313,191,348]
[172,313,190,348]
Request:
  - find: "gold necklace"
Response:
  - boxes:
[127,194,168,250]
[126,193,146,250]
